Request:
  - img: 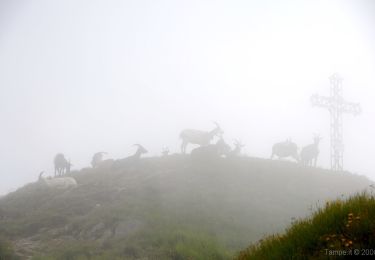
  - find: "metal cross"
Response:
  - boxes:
[311,73,361,171]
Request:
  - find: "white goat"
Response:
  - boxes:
[271,139,299,162]
[38,172,77,189]
[300,135,322,167]
[180,122,223,154]
[54,153,72,177]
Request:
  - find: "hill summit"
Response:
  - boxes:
[0,155,372,259]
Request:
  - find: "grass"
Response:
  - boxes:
[0,236,18,260]
[31,228,229,260]
[236,192,375,259]
[0,156,372,259]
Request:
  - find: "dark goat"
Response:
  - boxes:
[300,135,322,167]
[133,144,147,158]
[271,139,299,162]
[54,153,72,177]
[112,144,148,169]
[191,137,231,160]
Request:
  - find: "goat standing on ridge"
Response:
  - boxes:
[54,153,72,177]
[180,122,223,154]
[271,139,299,162]
[300,135,322,167]
[132,144,147,159]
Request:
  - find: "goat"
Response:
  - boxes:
[300,135,322,167]
[228,139,245,157]
[271,139,299,162]
[54,153,72,177]
[91,152,107,168]
[131,144,148,159]
[112,144,148,169]
[38,171,77,189]
[180,122,223,153]
[122,144,148,162]
[191,137,231,160]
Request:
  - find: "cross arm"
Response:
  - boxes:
[311,94,332,109]
[341,101,361,115]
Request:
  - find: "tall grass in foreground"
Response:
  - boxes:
[237,192,375,260]
[0,236,18,260]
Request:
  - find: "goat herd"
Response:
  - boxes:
[48,122,321,180]
[180,122,322,166]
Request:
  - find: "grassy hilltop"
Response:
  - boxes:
[0,155,372,259]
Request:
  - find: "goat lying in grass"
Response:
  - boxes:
[191,137,231,160]
[38,171,77,189]
[113,144,148,169]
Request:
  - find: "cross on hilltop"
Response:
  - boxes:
[311,73,361,171]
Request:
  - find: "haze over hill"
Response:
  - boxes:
[0,156,373,259]
[1,0,375,195]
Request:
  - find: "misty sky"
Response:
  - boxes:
[1,0,375,194]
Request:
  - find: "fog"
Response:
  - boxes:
[1,0,375,195]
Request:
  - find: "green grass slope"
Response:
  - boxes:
[0,236,17,260]
[236,192,375,260]
[0,155,372,259]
